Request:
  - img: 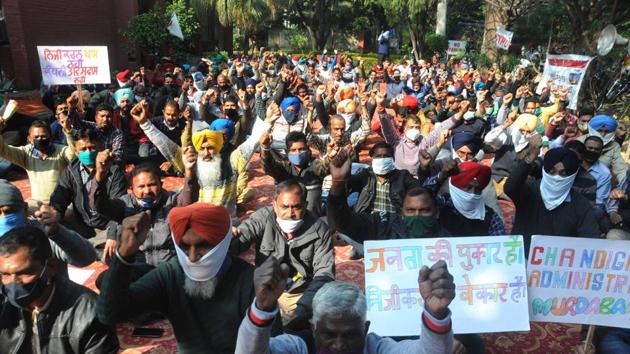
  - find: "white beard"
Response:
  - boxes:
[183,276,218,300]
[196,156,223,188]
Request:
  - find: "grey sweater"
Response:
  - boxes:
[235,299,453,354]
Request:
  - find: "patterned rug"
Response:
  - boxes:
[9,140,583,353]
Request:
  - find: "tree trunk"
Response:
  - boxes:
[306,26,318,51]
[408,22,421,61]
[481,1,508,63]
[436,0,447,36]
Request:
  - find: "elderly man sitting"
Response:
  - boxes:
[235,259,455,353]
[96,203,279,354]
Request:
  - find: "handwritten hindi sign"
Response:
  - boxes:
[37,46,111,85]
[448,40,467,56]
[496,29,513,50]
[528,236,630,329]
[364,236,529,336]
[535,54,593,110]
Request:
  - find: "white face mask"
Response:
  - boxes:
[339,112,356,130]
[587,125,615,146]
[173,226,232,282]
[261,92,269,101]
[448,180,486,220]
[405,128,421,142]
[276,217,304,234]
[539,169,578,211]
[511,130,532,153]
[372,157,396,175]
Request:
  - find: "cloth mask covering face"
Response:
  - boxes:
[78,151,98,167]
[577,121,589,133]
[1,260,49,308]
[404,215,438,237]
[372,157,396,175]
[448,180,486,220]
[405,128,421,142]
[339,112,355,130]
[224,108,238,121]
[137,197,155,210]
[582,150,600,163]
[539,169,578,210]
[172,226,232,282]
[511,129,532,153]
[587,125,615,146]
[0,213,25,237]
[33,139,51,153]
[276,217,304,234]
[284,110,297,124]
[261,92,269,101]
[288,151,309,166]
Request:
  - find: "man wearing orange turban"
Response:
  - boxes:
[97,203,280,353]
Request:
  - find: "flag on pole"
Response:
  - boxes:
[167,12,184,40]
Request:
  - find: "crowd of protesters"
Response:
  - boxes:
[0,47,627,353]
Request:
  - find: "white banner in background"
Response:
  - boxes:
[535,54,593,110]
[496,29,513,50]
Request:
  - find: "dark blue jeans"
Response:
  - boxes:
[600,328,630,353]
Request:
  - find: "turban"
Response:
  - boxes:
[281,97,301,115]
[244,78,257,88]
[114,88,134,107]
[182,63,191,72]
[168,203,230,246]
[589,114,617,132]
[451,133,482,153]
[337,99,356,114]
[512,113,539,133]
[192,130,224,153]
[473,82,485,91]
[209,118,236,141]
[116,69,130,83]
[450,161,491,190]
[543,147,579,175]
[402,95,419,109]
[338,87,355,100]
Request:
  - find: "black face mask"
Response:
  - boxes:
[33,138,51,152]
[1,262,49,308]
[582,150,600,163]
[224,108,238,121]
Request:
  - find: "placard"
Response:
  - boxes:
[535,54,593,110]
[528,235,630,329]
[37,46,111,85]
[364,236,530,336]
[448,40,467,56]
[496,29,513,50]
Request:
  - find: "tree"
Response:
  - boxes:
[365,0,440,60]
[480,0,543,61]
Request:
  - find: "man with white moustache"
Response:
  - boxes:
[96,203,280,354]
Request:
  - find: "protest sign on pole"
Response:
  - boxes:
[528,235,630,329]
[447,40,467,57]
[496,29,513,50]
[364,236,530,336]
[535,54,593,110]
[37,46,111,86]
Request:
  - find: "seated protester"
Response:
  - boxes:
[575,114,628,186]
[50,129,126,241]
[232,180,334,328]
[599,328,630,353]
[505,143,600,252]
[235,260,454,354]
[71,104,124,161]
[140,100,188,174]
[580,136,613,229]
[0,179,96,268]
[135,99,276,218]
[484,113,539,196]
[50,99,72,146]
[112,88,149,164]
[431,161,505,236]
[349,142,422,214]
[566,140,597,205]
[89,151,198,265]
[260,132,330,216]
[327,150,450,240]
[97,204,280,353]
[0,227,118,353]
[379,97,466,178]
[0,119,75,204]
[450,107,489,138]
[270,97,307,155]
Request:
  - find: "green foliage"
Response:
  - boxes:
[191,0,277,32]
[123,1,200,59]
[287,30,310,52]
[423,33,447,57]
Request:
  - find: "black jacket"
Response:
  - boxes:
[50,159,127,230]
[350,168,422,214]
[0,277,118,354]
[505,159,600,253]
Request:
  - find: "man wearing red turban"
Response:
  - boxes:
[96,203,280,353]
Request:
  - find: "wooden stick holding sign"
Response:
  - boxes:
[583,325,595,353]
[77,83,84,113]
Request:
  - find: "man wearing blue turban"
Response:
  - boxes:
[575,114,627,184]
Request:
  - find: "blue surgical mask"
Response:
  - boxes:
[1,261,49,308]
[0,213,25,237]
[138,198,155,210]
[284,110,297,124]
[77,151,98,167]
[288,151,309,166]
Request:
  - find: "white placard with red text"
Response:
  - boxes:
[535,54,593,110]
[496,29,513,50]
[37,46,111,85]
